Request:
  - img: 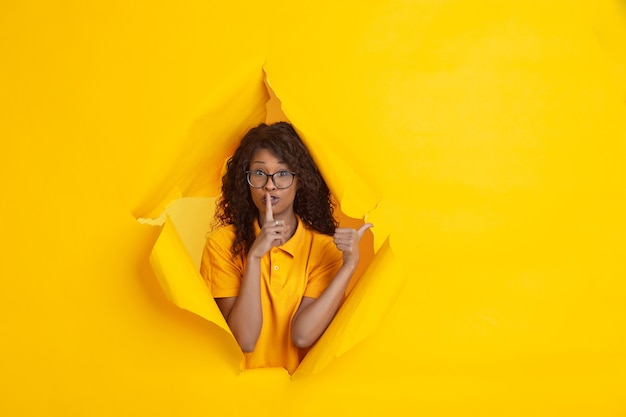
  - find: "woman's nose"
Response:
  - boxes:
[264,178,276,191]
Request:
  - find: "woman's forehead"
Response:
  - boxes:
[250,148,287,166]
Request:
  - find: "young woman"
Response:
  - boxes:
[200,122,372,374]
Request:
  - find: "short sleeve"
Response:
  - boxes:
[199,228,243,298]
[303,237,343,298]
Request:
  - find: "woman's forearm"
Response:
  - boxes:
[226,257,263,352]
[291,263,356,348]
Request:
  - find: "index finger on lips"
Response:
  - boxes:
[265,192,274,223]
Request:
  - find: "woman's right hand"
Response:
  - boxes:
[248,193,291,260]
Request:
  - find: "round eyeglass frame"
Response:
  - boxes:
[245,170,297,189]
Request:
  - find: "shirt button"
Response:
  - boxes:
[273,265,279,271]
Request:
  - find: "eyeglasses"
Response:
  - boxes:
[245,170,297,189]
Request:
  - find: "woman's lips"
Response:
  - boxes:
[263,195,279,206]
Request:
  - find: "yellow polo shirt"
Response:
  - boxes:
[200,217,343,374]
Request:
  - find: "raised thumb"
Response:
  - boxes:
[357,223,374,238]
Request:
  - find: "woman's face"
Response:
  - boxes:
[248,148,298,222]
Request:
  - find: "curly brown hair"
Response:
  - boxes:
[215,122,338,257]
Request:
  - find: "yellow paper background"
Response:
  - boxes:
[2,1,626,416]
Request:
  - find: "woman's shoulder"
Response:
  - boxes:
[206,223,237,245]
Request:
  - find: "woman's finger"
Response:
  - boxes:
[265,192,274,223]
[357,223,374,238]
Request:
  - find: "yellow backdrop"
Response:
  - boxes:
[1,1,625,416]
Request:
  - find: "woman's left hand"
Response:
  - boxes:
[333,223,373,268]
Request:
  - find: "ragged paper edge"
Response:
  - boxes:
[149,214,244,375]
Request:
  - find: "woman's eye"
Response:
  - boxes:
[252,170,266,177]
[276,171,289,177]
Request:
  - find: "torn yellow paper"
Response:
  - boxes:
[150,216,233,337]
